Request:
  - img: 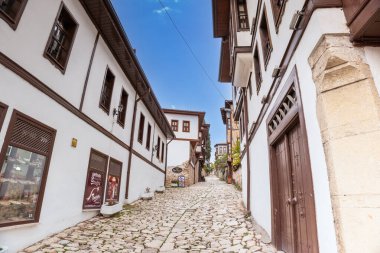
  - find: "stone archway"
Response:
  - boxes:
[308,35,380,253]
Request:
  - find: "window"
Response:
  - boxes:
[117,89,128,127]
[240,108,246,137]
[227,111,231,129]
[106,158,122,203]
[270,0,286,29]
[171,120,178,132]
[99,68,115,114]
[44,3,78,72]
[0,0,28,30]
[137,113,145,144]
[83,149,108,209]
[259,7,272,68]
[236,0,249,30]
[146,124,151,150]
[161,142,165,163]
[183,121,190,132]
[254,47,262,94]
[0,102,8,132]
[156,136,161,159]
[0,111,56,227]
[248,72,253,99]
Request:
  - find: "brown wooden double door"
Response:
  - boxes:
[271,120,318,253]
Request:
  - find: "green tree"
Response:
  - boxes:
[205,132,211,162]
[214,153,228,170]
[232,140,241,169]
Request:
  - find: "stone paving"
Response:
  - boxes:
[21,176,278,253]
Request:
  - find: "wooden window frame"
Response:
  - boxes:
[43,2,78,74]
[156,136,161,159]
[82,148,108,210]
[171,119,178,132]
[0,0,28,30]
[253,46,262,95]
[146,123,151,150]
[248,72,253,99]
[99,67,115,115]
[259,6,273,69]
[270,0,287,32]
[160,141,165,163]
[240,107,246,137]
[183,120,190,133]
[105,158,122,203]
[236,0,250,31]
[117,88,128,128]
[0,101,8,132]
[0,110,56,227]
[137,113,145,144]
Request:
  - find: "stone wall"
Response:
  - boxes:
[232,167,242,189]
[309,34,380,253]
[165,162,195,187]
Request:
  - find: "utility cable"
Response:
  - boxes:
[157,0,227,100]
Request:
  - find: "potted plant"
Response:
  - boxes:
[171,180,178,188]
[100,200,123,217]
[0,246,8,253]
[141,187,154,200]
[156,185,165,193]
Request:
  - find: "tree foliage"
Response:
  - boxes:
[232,140,241,169]
[205,132,211,162]
[214,153,228,170]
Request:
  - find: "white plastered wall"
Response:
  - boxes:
[0,0,97,107]
[167,140,190,167]
[164,113,199,140]
[0,0,169,251]
[364,47,380,95]
[247,6,349,253]
[0,65,130,252]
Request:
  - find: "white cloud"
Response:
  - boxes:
[153,6,171,14]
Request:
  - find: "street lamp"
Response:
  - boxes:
[113,104,124,117]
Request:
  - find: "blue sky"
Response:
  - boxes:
[111,0,231,159]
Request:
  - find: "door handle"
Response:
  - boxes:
[286,197,298,205]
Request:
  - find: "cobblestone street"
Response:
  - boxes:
[21,177,277,253]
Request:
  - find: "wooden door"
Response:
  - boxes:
[275,134,296,253]
[273,121,318,253]
[268,67,318,253]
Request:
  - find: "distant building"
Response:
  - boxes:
[163,109,209,187]
[214,143,228,160]
[0,0,174,251]
[212,0,380,252]
[220,100,241,186]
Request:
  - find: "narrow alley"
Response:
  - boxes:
[20,177,277,253]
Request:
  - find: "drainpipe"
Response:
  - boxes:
[164,137,174,187]
[243,88,251,212]
[125,88,150,200]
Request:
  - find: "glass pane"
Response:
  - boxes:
[89,153,107,172]
[0,146,46,225]
[106,175,120,202]
[0,0,21,20]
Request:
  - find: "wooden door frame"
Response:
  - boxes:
[266,66,318,252]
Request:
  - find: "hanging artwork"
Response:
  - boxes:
[83,170,104,208]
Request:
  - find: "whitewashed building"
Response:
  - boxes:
[213,0,380,252]
[0,0,174,251]
[163,109,209,187]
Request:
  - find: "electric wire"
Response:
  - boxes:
[157,0,227,100]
